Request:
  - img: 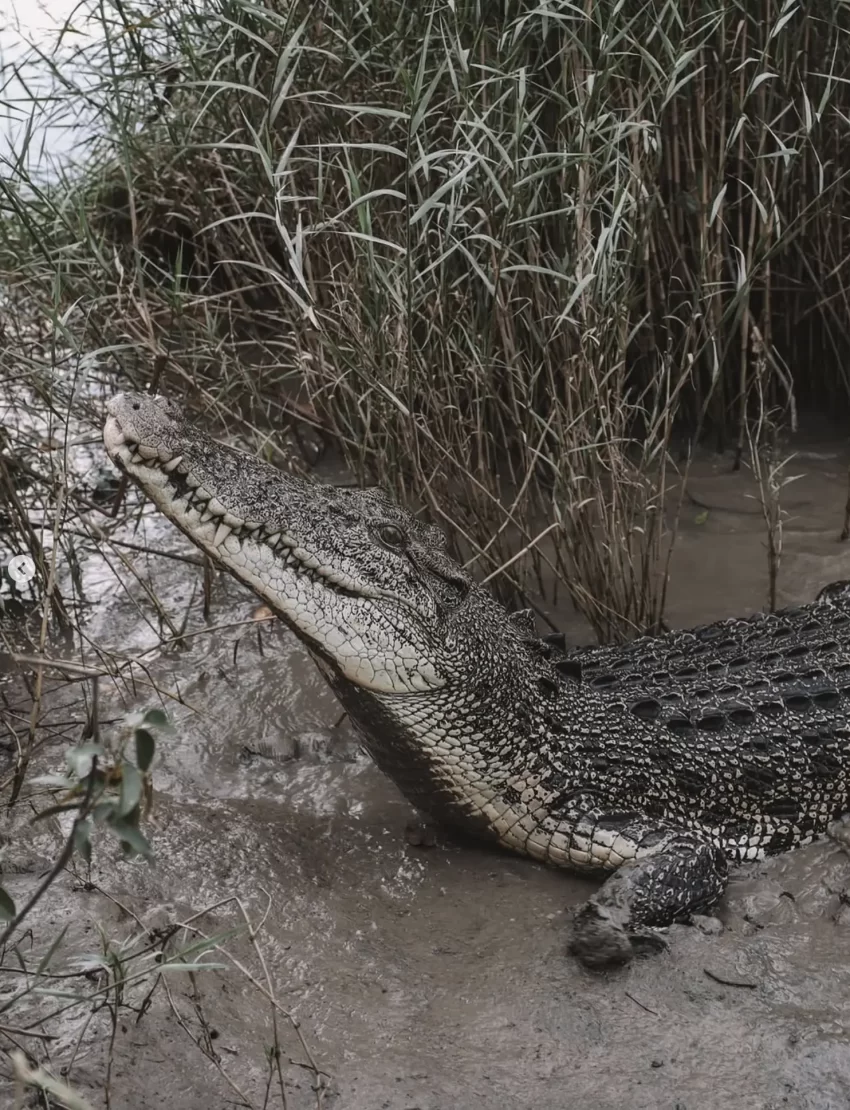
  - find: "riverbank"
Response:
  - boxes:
[3,421,850,1108]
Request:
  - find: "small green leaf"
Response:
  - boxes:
[121,803,141,827]
[117,763,142,818]
[134,728,156,772]
[0,886,16,922]
[73,743,107,757]
[66,744,105,780]
[109,819,153,861]
[143,708,172,731]
[73,819,92,864]
[694,510,709,525]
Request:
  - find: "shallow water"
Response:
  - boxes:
[4,434,850,1108]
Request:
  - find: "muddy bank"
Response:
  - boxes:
[3,439,850,1109]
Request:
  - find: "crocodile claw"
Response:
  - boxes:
[568,902,668,969]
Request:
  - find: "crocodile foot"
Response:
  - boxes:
[689,912,724,936]
[827,813,850,855]
[568,902,668,969]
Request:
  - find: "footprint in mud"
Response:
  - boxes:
[239,728,362,766]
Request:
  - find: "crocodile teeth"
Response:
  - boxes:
[186,472,201,489]
[131,452,144,464]
[199,509,214,524]
[138,443,159,460]
[244,521,261,532]
[207,497,226,516]
[194,486,211,502]
[214,522,232,547]
[162,455,183,472]
[223,512,244,529]
[266,532,281,546]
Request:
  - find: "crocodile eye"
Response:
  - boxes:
[377,523,406,548]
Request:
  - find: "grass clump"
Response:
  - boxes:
[3,0,850,638]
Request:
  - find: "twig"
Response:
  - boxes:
[235,893,288,1110]
[481,523,559,585]
[0,761,98,950]
[0,1024,56,1040]
[173,896,326,1107]
[62,526,205,567]
[160,975,255,1109]
[624,990,659,1016]
[703,968,758,989]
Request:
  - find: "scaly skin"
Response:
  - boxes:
[103,393,850,967]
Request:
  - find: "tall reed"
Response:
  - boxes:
[3,0,850,638]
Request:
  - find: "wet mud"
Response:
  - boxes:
[4,435,850,1109]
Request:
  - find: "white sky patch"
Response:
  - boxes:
[0,0,101,177]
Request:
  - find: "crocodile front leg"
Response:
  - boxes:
[567,818,728,969]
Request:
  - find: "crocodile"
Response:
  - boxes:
[103,392,850,967]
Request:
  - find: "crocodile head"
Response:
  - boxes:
[103,392,504,699]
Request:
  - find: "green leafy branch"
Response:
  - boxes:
[0,707,171,944]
